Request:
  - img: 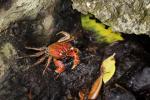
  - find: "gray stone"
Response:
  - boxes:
[72,0,150,35]
[0,0,58,33]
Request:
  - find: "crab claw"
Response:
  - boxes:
[72,64,78,69]
[72,56,80,69]
[57,31,74,42]
[69,48,80,69]
[53,59,65,74]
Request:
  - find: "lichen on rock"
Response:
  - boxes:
[0,43,17,59]
[0,42,17,79]
[72,0,150,35]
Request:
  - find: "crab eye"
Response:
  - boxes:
[70,47,74,50]
[59,53,62,56]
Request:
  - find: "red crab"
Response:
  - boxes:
[25,31,80,75]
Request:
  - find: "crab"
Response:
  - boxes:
[24,31,80,75]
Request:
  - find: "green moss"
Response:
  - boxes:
[81,15,123,43]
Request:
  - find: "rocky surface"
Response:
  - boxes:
[0,0,150,99]
[0,0,58,33]
[0,0,82,99]
[72,0,150,35]
[102,40,150,100]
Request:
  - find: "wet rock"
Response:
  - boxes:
[0,0,59,32]
[0,33,31,100]
[102,40,148,83]
[53,0,81,34]
[72,0,150,35]
[118,65,150,92]
[11,19,52,46]
[103,84,136,100]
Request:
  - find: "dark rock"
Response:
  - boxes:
[102,40,150,100]
[103,84,136,100]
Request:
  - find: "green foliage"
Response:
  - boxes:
[81,15,123,43]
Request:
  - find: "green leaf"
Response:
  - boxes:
[81,15,123,43]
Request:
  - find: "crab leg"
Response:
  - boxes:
[69,48,80,69]
[31,55,47,67]
[28,51,45,57]
[43,56,52,75]
[25,46,46,51]
[18,51,45,59]
[57,31,74,42]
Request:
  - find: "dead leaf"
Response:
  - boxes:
[79,90,85,100]
[88,75,103,99]
[101,53,116,84]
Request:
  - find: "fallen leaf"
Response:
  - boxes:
[81,15,123,43]
[88,75,103,99]
[101,53,116,84]
[79,90,85,100]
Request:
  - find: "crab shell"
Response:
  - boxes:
[48,42,73,59]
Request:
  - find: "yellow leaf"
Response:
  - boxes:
[88,75,103,99]
[101,53,116,84]
[81,15,123,43]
